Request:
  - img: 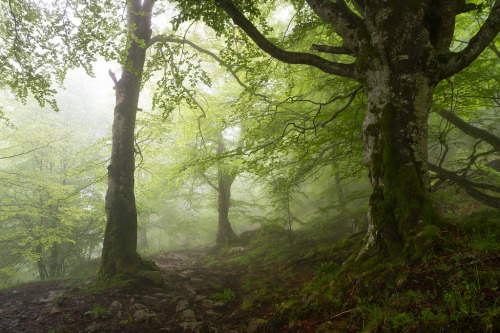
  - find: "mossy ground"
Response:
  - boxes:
[206,208,499,332]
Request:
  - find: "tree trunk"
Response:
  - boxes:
[48,243,60,278]
[215,139,238,247]
[361,74,438,256]
[36,244,48,280]
[358,3,443,257]
[138,215,149,250]
[332,160,346,214]
[100,0,154,277]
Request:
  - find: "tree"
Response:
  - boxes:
[212,131,241,247]
[99,0,156,277]
[0,103,107,282]
[173,0,500,256]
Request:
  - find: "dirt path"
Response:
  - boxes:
[0,249,257,333]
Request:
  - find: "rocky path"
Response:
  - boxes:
[0,249,258,333]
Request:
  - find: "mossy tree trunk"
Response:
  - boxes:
[357,4,445,256]
[99,0,154,278]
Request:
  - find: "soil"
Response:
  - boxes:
[0,248,313,333]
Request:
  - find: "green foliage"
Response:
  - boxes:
[90,303,107,318]
[211,288,236,301]
[392,312,416,329]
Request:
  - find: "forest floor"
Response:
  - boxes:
[0,244,323,333]
[0,211,499,333]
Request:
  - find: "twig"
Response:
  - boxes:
[329,307,360,319]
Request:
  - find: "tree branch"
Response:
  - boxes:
[351,0,365,16]
[200,172,220,192]
[305,0,363,52]
[439,3,500,80]
[429,163,500,208]
[310,44,355,55]
[429,163,500,193]
[148,35,268,100]
[215,1,359,81]
[438,109,500,152]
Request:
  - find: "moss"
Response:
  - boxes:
[416,224,441,239]
[408,0,424,10]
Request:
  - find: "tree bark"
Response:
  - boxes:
[215,138,239,247]
[357,3,446,256]
[36,244,48,280]
[100,0,154,277]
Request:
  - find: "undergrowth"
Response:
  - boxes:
[207,208,500,332]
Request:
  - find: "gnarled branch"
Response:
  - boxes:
[439,3,500,80]
[438,109,500,152]
[215,1,359,81]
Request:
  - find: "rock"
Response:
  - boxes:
[86,322,100,333]
[108,300,122,313]
[134,303,148,310]
[185,284,197,295]
[227,311,238,319]
[248,318,267,333]
[201,299,215,309]
[176,299,190,312]
[461,252,478,260]
[230,246,247,253]
[142,271,164,286]
[194,295,206,303]
[179,321,210,333]
[205,310,220,316]
[49,307,63,315]
[169,273,190,282]
[133,309,159,323]
[181,309,197,322]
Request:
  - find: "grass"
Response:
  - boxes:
[205,207,500,332]
[211,288,236,301]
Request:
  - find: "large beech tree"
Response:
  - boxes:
[174,0,500,256]
[100,0,155,277]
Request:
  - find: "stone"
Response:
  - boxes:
[134,303,148,310]
[181,309,196,322]
[108,300,122,313]
[86,322,100,333]
[142,271,164,286]
[247,318,267,333]
[176,299,190,312]
[201,299,215,309]
[206,310,219,316]
[194,295,206,303]
[230,246,247,253]
[179,321,210,333]
[133,309,158,323]
[185,284,197,295]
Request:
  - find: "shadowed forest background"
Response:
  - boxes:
[0,0,499,332]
